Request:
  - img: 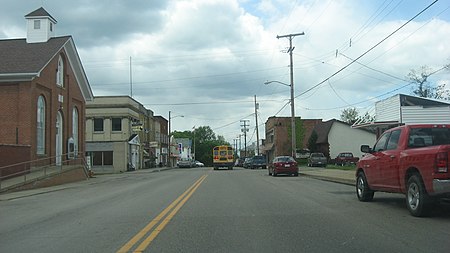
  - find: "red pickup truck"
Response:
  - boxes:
[334,152,359,166]
[356,124,450,217]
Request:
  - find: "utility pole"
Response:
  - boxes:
[254,95,260,156]
[277,32,304,158]
[240,120,249,157]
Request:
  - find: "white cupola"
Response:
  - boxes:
[25,7,57,43]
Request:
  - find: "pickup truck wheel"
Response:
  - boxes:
[406,174,432,217]
[356,172,374,201]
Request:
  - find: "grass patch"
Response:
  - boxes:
[326,164,356,171]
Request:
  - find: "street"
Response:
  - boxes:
[1,167,450,252]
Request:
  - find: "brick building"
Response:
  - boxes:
[264,117,322,162]
[0,7,93,176]
[154,116,169,166]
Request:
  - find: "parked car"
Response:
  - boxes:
[178,158,194,168]
[243,157,252,168]
[356,124,450,217]
[334,152,359,166]
[194,160,204,167]
[250,155,266,169]
[297,149,311,159]
[307,153,327,167]
[268,156,298,176]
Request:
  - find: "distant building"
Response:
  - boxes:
[173,138,192,160]
[313,119,376,159]
[0,7,93,177]
[264,117,322,162]
[264,117,376,162]
[154,116,169,166]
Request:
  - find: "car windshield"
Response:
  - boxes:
[253,156,265,161]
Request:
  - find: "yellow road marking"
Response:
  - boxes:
[116,174,207,253]
[134,174,207,252]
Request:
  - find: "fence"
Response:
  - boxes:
[0,152,89,192]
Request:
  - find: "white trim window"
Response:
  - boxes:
[72,107,79,157]
[34,20,41,29]
[56,55,64,87]
[37,96,46,155]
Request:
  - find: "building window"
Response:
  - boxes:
[94,118,104,132]
[92,151,113,166]
[34,20,40,29]
[56,55,64,87]
[72,107,79,156]
[112,118,122,131]
[50,22,53,32]
[37,96,46,154]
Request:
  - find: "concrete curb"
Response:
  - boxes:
[299,172,355,186]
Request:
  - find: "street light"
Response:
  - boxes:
[265,80,296,158]
[168,111,184,167]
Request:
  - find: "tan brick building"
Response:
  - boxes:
[85,96,157,173]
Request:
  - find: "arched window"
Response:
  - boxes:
[72,107,79,157]
[56,55,64,86]
[37,96,46,154]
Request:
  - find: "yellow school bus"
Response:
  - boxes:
[212,145,234,170]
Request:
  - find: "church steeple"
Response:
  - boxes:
[25,7,57,43]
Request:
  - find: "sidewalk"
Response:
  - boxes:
[299,167,356,186]
[0,167,173,201]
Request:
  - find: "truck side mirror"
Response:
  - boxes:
[361,145,372,153]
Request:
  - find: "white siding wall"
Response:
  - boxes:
[402,106,450,124]
[328,122,377,159]
[375,94,401,122]
[26,18,54,43]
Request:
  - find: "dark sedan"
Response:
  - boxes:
[268,156,298,177]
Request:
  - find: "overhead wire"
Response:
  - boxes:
[295,0,439,100]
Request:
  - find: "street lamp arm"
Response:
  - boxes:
[264,80,291,87]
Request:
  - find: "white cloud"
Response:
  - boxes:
[1,0,450,143]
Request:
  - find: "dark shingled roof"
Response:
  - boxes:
[0,36,70,74]
[25,7,57,23]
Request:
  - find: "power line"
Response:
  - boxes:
[339,53,408,82]
[296,0,439,100]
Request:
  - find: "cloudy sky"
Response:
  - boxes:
[1,0,449,144]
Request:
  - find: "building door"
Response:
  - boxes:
[56,111,63,166]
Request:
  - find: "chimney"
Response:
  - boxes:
[25,7,57,43]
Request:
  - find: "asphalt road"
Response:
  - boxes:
[1,167,450,252]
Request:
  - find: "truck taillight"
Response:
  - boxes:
[435,152,448,173]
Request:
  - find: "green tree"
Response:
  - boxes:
[340,107,359,125]
[307,130,318,152]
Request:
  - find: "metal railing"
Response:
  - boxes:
[0,153,89,192]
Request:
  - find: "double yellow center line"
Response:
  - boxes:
[117,174,208,253]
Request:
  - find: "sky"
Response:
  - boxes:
[1,0,450,145]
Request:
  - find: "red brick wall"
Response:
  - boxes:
[0,47,87,165]
[265,117,323,158]
[0,144,31,178]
